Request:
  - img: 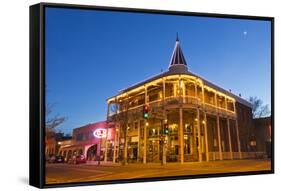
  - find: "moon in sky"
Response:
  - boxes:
[243,31,248,35]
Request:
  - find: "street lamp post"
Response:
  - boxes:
[162,119,168,165]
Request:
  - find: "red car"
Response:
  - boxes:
[68,154,87,164]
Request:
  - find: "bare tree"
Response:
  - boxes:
[248,96,271,118]
[46,103,66,138]
[108,97,130,165]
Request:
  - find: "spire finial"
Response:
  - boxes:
[168,34,187,70]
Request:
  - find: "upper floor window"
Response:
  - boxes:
[217,96,226,108]
[148,127,158,137]
[185,82,195,96]
[165,83,174,97]
[204,90,215,105]
[227,99,235,111]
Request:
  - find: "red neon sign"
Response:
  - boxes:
[93,128,107,138]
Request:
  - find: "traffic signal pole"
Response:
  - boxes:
[162,119,168,165]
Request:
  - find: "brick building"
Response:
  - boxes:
[254,117,271,158]
[58,121,116,162]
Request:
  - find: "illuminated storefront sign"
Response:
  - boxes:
[93,128,107,138]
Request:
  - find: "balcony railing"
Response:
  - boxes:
[109,95,236,117]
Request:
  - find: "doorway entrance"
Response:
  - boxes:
[87,144,97,161]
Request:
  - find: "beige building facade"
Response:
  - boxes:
[106,38,259,164]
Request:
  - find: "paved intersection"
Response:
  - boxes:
[46,159,271,184]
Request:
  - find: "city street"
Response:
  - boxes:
[46,159,271,184]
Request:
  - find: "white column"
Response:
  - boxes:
[233,100,237,114]
[227,119,233,159]
[235,119,242,159]
[124,128,128,164]
[192,112,196,157]
[143,121,147,164]
[157,125,160,161]
[204,112,209,161]
[143,85,147,164]
[137,120,140,162]
[197,108,202,162]
[194,80,202,162]
[233,102,242,159]
[217,115,223,160]
[163,141,167,164]
[202,84,208,161]
[178,76,184,164]
[162,119,167,165]
[162,78,167,165]
[179,108,184,164]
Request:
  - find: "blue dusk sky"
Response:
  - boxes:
[45,7,271,134]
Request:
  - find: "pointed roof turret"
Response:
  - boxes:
[168,34,188,72]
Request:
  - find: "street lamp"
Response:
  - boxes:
[161,119,168,165]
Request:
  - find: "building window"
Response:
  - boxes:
[204,90,215,105]
[184,123,193,134]
[148,128,158,137]
[109,103,118,115]
[184,136,192,154]
[165,83,174,97]
[217,96,226,108]
[147,86,162,102]
[227,99,235,111]
[169,124,178,135]
[185,82,195,97]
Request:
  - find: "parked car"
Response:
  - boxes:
[46,154,56,163]
[68,154,87,164]
[55,155,65,163]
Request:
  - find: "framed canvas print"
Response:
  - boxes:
[29,2,274,188]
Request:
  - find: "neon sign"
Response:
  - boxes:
[93,128,107,138]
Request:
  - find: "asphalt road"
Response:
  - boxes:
[46,159,271,184]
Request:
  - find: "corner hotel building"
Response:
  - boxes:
[106,37,255,164]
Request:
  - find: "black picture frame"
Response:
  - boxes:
[29,2,274,189]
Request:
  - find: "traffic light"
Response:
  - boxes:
[163,123,169,135]
[143,104,149,119]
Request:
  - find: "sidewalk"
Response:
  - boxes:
[84,158,271,169]
[85,161,121,167]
